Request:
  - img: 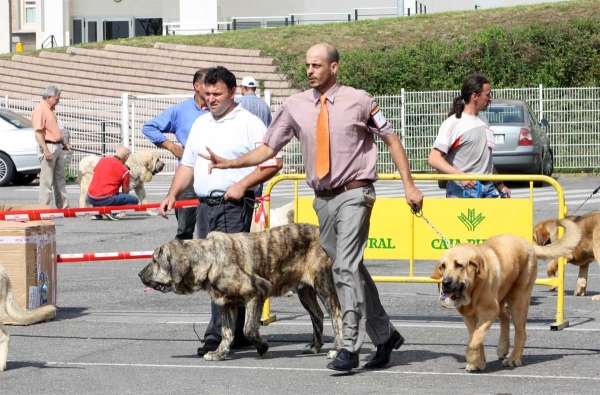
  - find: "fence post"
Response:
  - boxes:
[400,88,406,141]
[232,18,236,30]
[3,95,7,109]
[539,84,544,122]
[101,121,106,155]
[264,90,272,114]
[355,9,358,20]
[121,93,130,149]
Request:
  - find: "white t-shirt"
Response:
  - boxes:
[181,105,267,197]
[432,113,494,175]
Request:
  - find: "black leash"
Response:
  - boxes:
[570,185,600,215]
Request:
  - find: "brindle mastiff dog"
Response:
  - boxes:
[139,223,343,361]
[431,219,581,372]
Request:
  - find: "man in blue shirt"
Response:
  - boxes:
[142,69,209,240]
[235,76,272,127]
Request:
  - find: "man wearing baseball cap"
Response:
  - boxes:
[236,76,272,127]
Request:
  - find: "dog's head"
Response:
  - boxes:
[431,244,486,309]
[127,152,165,183]
[533,219,557,246]
[138,240,201,295]
[147,152,165,176]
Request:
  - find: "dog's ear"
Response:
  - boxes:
[431,260,443,279]
[469,254,487,280]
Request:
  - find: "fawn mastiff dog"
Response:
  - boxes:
[0,263,57,372]
[77,152,165,213]
[139,223,343,361]
[431,219,581,372]
[534,212,600,299]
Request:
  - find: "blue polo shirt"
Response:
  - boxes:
[142,98,209,150]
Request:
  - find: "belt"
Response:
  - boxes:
[45,140,61,145]
[315,180,372,198]
[199,191,255,206]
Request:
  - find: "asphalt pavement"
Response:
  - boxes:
[1,174,599,395]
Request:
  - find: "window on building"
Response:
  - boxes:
[135,18,163,36]
[23,0,36,25]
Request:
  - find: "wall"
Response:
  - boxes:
[1,0,11,53]
[69,0,177,20]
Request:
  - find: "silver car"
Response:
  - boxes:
[0,108,40,186]
[484,99,553,183]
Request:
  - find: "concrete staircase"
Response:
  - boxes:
[0,42,299,99]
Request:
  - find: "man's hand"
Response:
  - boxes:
[64,143,72,151]
[158,195,177,218]
[404,184,424,210]
[198,147,233,174]
[459,179,477,189]
[498,184,511,198]
[224,183,247,202]
[44,149,52,161]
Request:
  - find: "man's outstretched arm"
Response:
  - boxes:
[200,144,276,173]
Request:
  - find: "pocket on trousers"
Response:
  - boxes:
[362,191,376,208]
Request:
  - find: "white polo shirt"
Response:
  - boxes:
[181,105,267,197]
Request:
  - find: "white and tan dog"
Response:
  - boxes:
[77,152,165,215]
[431,219,581,372]
[0,263,56,372]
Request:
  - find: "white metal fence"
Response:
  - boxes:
[5,85,600,176]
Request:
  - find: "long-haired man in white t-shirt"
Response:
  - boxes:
[428,74,511,198]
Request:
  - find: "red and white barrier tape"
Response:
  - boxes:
[0,200,199,221]
[254,194,270,227]
[57,251,153,263]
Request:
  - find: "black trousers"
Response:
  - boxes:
[198,192,254,342]
[175,184,199,240]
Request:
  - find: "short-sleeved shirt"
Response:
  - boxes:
[235,93,273,127]
[31,100,63,143]
[432,113,494,175]
[87,157,131,200]
[263,83,393,191]
[181,105,267,197]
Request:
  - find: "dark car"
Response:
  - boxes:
[438,99,553,188]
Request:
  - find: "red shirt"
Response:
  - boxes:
[88,157,131,199]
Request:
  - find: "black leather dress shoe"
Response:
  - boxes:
[197,339,220,356]
[326,349,359,371]
[364,330,404,369]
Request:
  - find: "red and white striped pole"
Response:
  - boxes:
[57,251,153,263]
[0,200,199,221]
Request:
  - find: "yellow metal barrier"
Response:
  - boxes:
[260,174,568,330]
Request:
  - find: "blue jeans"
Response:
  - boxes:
[87,193,139,207]
[446,181,497,198]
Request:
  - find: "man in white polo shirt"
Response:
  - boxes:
[158,66,282,357]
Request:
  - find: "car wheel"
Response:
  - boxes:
[438,180,447,189]
[543,149,554,177]
[11,173,38,186]
[0,152,16,187]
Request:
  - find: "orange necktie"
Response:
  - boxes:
[316,95,330,179]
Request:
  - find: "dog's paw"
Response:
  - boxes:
[465,362,486,372]
[574,288,587,296]
[502,357,522,367]
[204,351,227,361]
[302,342,323,355]
[146,210,159,217]
[0,363,5,372]
[256,342,269,357]
[549,286,557,292]
[592,295,600,301]
[327,349,339,359]
[115,212,126,218]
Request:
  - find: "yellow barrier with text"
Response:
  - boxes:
[297,198,533,260]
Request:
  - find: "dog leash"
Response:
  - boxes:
[570,185,600,215]
[411,204,453,247]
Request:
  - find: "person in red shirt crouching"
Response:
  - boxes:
[87,146,140,221]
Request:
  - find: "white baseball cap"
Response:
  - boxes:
[241,76,257,88]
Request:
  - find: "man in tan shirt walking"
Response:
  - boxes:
[32,85,72,208]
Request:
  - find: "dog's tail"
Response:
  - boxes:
[533,218,581,260]
[0,266,56,325]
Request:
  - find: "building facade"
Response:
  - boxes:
[3,0,572,53]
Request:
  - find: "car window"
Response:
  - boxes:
[0,110,33,129]
[481,106,524,124]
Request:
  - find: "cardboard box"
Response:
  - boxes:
[0,220,57,325]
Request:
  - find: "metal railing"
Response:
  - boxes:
[41,35,57,49]
[6,85,600,175]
